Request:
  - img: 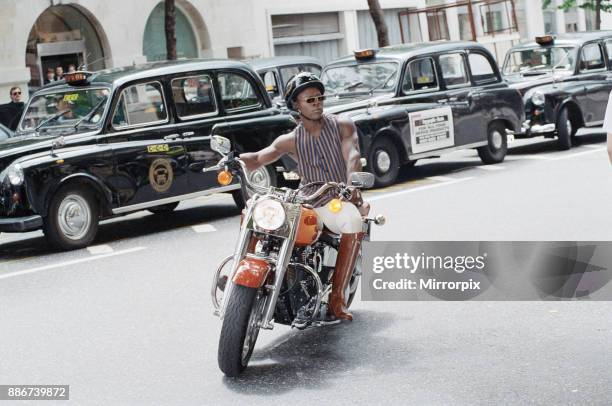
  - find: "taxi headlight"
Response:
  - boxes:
[531,91,545,106]
[7,164,24,186]
[252,198,286,231]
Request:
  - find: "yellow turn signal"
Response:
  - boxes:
[328,198,343,213]
[217,170,233,186]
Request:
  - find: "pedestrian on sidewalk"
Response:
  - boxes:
[0,87,25,131]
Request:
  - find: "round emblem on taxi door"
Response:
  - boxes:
[149,158,174,193]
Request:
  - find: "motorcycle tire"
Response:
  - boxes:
[217,284,263,377]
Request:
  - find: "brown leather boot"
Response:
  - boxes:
[328,232,365,321]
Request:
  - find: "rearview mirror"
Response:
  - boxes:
[211,135,231,155]
[349,172,375,189]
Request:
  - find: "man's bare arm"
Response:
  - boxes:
[240,132,296,172]
[338,118,362,180]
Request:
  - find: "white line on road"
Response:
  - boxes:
[550,147,606,161]
[192,224,217,233]
[511,155,553,161]
[0,246,147,280]
[426,175,457,182]
[87,244,114,255]
[368,177,474,202]
[584,144,605,149]
[475,165,506,171]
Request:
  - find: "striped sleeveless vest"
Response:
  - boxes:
[295,114,347,207]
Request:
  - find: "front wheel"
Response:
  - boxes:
[477,122,508,164]
[556,108,575,150]
[218,284,265,377]
[43,185,99,250]
[368,136,400,188]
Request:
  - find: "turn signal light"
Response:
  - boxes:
[217,170,233,185]
[328,198,343,213]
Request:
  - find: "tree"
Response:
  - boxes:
[542,0,612,30]
[165,0,177,60]
[367,0,390,47]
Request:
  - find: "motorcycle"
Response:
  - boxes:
[205,135,385,377]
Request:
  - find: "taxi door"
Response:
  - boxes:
[104,80,189,208]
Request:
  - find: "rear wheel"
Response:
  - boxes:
[477,122,508,164]
[218,285,265,377]
[232,164,277,209]
[44,185,99,250]
[368,137,400,188]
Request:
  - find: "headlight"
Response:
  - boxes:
[7,164,24,186]
[531,91,545,106]
[252,198,286,231]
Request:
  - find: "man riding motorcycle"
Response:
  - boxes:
[239,72,369,321]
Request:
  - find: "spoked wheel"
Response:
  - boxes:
[218,285,266,376]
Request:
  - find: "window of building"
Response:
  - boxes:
[427,10,450,41]
[113,82,167,128]
[171,75,217,119]
[440,54,469,87]
[217,72,260,111]
[143,2,198,61]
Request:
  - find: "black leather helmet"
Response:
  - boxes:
[284,72,325,110]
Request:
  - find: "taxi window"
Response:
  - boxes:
[217,72,261,111]
[439,53,469,88]
[468,53,498,84]
[280,66,301,87]
[303,64,322,76]
[171,75,217,119]
[403,58,438,93]
[580,43,605,71]
[262,71,280,98]
[112,82,167,128]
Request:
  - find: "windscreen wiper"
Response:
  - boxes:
[71,97,108,130]
[35,109,70,131]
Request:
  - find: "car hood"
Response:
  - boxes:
[505,72,572,95]
[0,133,63,173]
[325,93,395,115]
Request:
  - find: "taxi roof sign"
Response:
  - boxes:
[64,71,91,85]
[354,49,377,60]
[535,35,555,45]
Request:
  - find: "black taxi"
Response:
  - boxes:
[502,32,612,149]
[0,60,295,249]
[321,43,524,186]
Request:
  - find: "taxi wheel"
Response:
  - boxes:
[44,185,99,250]
[478,122,507,164]
[148,202,179,215]
[232,165,278,209]
[556,108,574,151]
[369,137,400,188]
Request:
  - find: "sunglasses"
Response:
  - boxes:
[11,92,21,96]
[301,95,326,104]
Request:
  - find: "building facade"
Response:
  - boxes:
[0,0,607,103]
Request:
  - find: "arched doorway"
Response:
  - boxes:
[25,5,109,89]
[143,2,200,61]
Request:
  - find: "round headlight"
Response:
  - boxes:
[252,198,286,231]
[7,164,24,186]
[531,91,545,106]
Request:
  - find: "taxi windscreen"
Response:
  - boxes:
[502,46,576,76]
[322,62,399,95]
[20,88,110,133]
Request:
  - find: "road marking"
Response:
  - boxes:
[475,165,505,171]
[550,147,606,161]
[427,175,457,182]
[0,246,147,280]
[87,244,114,255]
[368,177,474,202]
[192,224,217,233]
[583,144,604,149]
[511,155,553,161]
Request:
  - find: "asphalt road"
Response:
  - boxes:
[0,131,611,405]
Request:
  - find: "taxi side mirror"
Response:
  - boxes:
[211,135,231,156]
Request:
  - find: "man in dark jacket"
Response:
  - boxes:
[0,87,25,131]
